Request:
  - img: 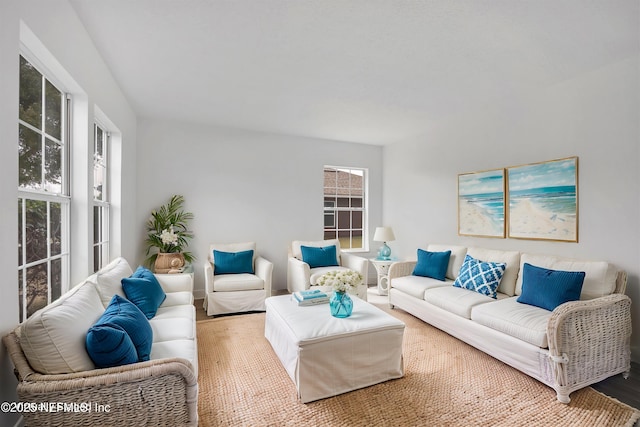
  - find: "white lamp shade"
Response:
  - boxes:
[373,226,395,242]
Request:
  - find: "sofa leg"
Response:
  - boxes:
[623,370,630,380]
[556,391,571,404]
[389,303,395,309]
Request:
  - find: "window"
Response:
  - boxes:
[323,166,367,251]
[93,123,110,272]
[18,55,70,322]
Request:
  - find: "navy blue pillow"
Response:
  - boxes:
[412,249,451,281]
[122,266,166,319]
[300,245,339,269]
[214,249,255,274]
[86,323,138,368]
[517,263,585,311]
[99,295,153,361]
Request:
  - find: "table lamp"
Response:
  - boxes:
[373,226,395,260]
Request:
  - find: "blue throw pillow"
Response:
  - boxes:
[99,295,153,361]
[517,263,585,311]
[300,245,339,269]
[453,254,506,299]
[412,249,451,281]
[122,266,166,319]
[214,249,255,274]
[86,323,138,368]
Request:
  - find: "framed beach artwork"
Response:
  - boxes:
[458,168,506,238]
[507,157,578,242]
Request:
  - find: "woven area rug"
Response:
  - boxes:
[196,303,640,427]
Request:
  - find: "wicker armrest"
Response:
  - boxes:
[3,331,198,426]
[388,261,417,282]
[546,293,632,397]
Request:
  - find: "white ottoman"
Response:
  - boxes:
[265,294,405,403]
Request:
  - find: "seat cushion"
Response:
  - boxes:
[390,275,450,300]
[213,274,264,292]
[424,286,498,319]
[471,297,552,348]
[149,317,195,342]
[161,291,194,307]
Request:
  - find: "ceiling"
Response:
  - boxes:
[69,0,638,145]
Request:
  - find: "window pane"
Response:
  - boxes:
[18,200,23,266]
[338,231,351,249]
[351,197,362,208]
[324,212,335,228]
[337,211,351,229]
[93,205,101,244]
[324,230,336,240]
[19,56,42,128]
[94,245,100,273]
[337,197,349,207]
[50,202,61,256]
[352,229,363,249]
[45,138,62,193]
[26,263,48,318]
[45,79,62,140]
[94,164,105,200]
[51,258,61,301]
[25,199,47,263]
[352,211,363,228]
[19,124,42,189]
[18,269,23,322]
[96,127,104,159]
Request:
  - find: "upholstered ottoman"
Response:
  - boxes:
[264,294,405,403]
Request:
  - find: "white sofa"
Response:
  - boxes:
[388,244,632,404]
[3,257,198,426]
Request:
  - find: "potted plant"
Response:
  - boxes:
[144,195,195,272]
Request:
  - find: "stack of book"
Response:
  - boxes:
[293,289,329,306]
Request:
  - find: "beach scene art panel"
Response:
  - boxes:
[507,157,578,242]
[458,169,505,238]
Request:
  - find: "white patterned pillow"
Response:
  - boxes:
[453,254,506,299]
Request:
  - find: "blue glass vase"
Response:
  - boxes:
[330,291,353,318]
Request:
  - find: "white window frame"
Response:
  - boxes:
[18,54,71,322]
[323,166,368,252]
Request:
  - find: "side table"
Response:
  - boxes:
[370,258,395,296]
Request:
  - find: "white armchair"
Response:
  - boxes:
[203,242,273,316]
[287,239,369,300]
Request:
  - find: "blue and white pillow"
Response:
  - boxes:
[453,254,506,299]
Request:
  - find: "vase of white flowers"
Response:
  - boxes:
[144,195,195,273]
[316,270,363,318]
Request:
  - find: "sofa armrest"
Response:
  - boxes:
[388,261,416,283]
[155,273,193,293]
[546,293,632,402]
[341,253,369,285]
[204,262,215,294]
[255,256,274,297]
[2,332,198,426]
[287,257,310,293]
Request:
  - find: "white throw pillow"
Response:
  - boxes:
[92,257,134,307]
[20,281,105,374]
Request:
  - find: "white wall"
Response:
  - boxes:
[384,56,640,362]
[0,1,137,425]
[136,119,383,297]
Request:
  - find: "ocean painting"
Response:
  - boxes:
[507,157,578,242]
[458,169,505,238]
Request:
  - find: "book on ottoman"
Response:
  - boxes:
[293,290,329,306]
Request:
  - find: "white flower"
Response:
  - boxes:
[160,227,179,246]
[317,270,363,293]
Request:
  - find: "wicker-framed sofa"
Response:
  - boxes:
[388,245,632,404]
[3,257,198,426]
